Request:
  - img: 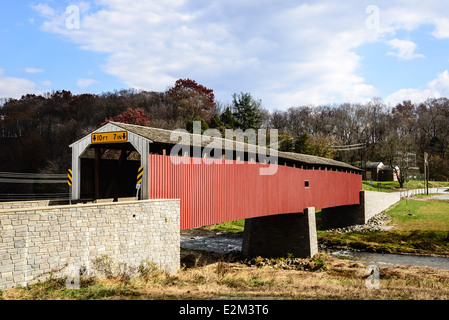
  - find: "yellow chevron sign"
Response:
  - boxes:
[68,169,72,186]
[91,131,128,144]
[136,167,143,185]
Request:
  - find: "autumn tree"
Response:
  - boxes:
[101,107,151,126]
[306,134,339,159]
[165,78,216,123]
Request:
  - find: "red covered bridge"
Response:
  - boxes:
[70,122,363,257]
[147,154,361,230]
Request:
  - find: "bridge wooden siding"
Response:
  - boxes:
[147,154,362,230]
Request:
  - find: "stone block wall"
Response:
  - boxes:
[0,199,180,290]
[0,200,51,210]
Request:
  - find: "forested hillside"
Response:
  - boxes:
[1,78,448,184]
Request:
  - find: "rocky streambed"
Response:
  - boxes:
[322,212,395,233]
[181,212,449,270]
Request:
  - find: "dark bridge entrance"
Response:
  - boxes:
[79,143,140,200]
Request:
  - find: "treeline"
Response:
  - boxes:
[269,98,449,184]
[1,79,448,186]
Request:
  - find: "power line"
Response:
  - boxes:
[331,143,366,148]
[331,143,366,151]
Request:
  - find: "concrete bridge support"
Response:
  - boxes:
[321,191,366,229]
[320,191,401,229]
[320,204,365,229]
[242,208,318,258]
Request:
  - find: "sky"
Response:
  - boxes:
[1,0,449,110]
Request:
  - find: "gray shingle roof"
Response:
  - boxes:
[110,122,361,171]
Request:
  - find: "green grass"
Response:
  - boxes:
[410,193,440,199]
[318,229,449,255]
[205,219,245,233]
[362,180,449,192]
[388,199,449,231]
[318,199,449,255]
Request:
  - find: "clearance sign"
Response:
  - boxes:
[91,131,128,144]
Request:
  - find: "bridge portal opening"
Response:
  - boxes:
[79,142,141,201]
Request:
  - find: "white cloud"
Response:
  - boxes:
[432,18,449,39]
[385,70,449,105]
[387,39,424,60]
[32,1,384,107]
[30,1,449,108]
[22,67,44,74]
[32,3,56,18]
[41,80,52,86]
[77,78,98,88]
[0,69,37,99]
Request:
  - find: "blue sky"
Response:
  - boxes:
[1,1,449,110]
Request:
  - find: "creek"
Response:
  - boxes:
[325,249,449,270]
[180,232,449,270]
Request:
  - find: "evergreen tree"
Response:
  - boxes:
[209,113,224,129]
[186,117,209,134]
[220,107,237,129]
[294,132,311,154]
[231,92,262,130]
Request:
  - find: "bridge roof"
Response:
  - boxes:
[109,122,361,171]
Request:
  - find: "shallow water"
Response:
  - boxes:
[326,249,449,270]
[181,233,449,270]
[180,233,242,254]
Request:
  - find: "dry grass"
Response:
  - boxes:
[3,251,449,300]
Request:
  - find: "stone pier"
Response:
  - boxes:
[242,207,318,258]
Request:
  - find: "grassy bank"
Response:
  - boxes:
[318,198,449,256]
[3,251,449,300]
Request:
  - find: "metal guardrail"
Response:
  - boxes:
[0,193,70,202]
[0,172,66,184]
[399,188,445,198]
[0,171,69,202]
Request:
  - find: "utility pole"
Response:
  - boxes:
[427,157,430,195]
[424,152,428,195]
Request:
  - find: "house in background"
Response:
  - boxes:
[365,162,400,181]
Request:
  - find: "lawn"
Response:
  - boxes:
[362,180,449,192]
[318,199,449,255]
[388,199,449,231]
